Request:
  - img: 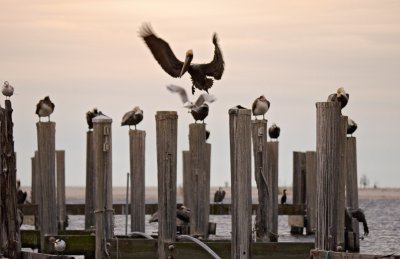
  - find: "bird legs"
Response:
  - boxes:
[192,85,195,95]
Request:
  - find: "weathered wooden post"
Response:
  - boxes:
[182,150,192,208]
[0,100,20,258]
[337,116,348,249]
[316,102,341,251]
[33,151,40,230]
[266,141,279,242]
[85,130,95,229]
[129,129,146,233]
[290,151,306,234]
[156,111,178,259]
[189,123,209,237]
[31,156,36,205]
[93,115,113,259]
[36,120,57,250]
[305,151,317,235]
[56,150,66,231]
[229,108,252,259]
[251,119,268,241]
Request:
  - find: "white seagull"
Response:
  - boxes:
[2,81,14,99]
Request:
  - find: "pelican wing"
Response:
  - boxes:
[121,110,134,125]
[139,23,183,78]
[199,33,225,79]
[195,93,216,107]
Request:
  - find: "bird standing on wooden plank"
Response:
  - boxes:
[252,95,270,120]
[139,23,225,95]
[121,106,144,129]
[36,96,55,122]
[2,81,14,99]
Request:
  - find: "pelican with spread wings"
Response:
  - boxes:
[140,23,225,95]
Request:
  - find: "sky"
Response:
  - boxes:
[1,1,399,187]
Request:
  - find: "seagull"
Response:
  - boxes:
[268,123,280,140]
[327,87,349,112]
[2,81,14,99]
[139,23,225,95]
[280,189,287,205]
[347,117,358,136]
[167,84,216,123]
[35,96,55,122]
[121,106,144,129]
[86,108,103,130]
[49,237,66,252]
[252,95,270,120]
[214,187,226,203]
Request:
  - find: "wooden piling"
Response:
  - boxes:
[229,108,252,259]
[155,111,178,259]
[251,120,268,241]
[34,151,40,230]
[31,156,36,205]
[93,115,113,259]
[56,150,66,231]
[129,129,146,233]
[84,131,95,230]
[266,141,279,242]
[316,102,341,251]
[337,116,348,249]
[182,150,192,208]
[36,121,57,250]
[305,151,317,235]
[291,151,306,235]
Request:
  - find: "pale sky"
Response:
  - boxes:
[1,1,399,187]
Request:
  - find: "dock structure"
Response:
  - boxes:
[182,150,191,207]
[84,130,95,230]
[291,151,306,235]
[305,151,317,235]
[337,116,348,249]
[266,140,279,242]
[56,150,66,231]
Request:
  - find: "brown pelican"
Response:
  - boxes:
[167,84,216,123]
[36,96,55,121]
[268,123,280,140]
[347,117,358,136]
[149,205,191,225]
[121,106,144,129]
[345,207,369,237]
[214,187,226,203]
[139,23,225,95]
[280,189,287,205]
[327,87,349,112]
[2,81,14,99]
[252,95,270,120]
[86,108,104,130]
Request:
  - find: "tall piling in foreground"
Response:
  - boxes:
[316,102,341,251]
[85,131,95,230]
[305,151,317,235]
[56,150,66,231]
[33,151,40,229]
[0,100,20,258]
[129,129,146,233]
[31,156,36,205]
[189,123,209,237]
[182,150,192,208]
[229,108,252,259]
[93,115,113,259]
[337,116,348,249]
[267,141,279,242]
[251,119,268,241]
[156,111,178,259]
[36,121,57,250]
[291,151,306,234]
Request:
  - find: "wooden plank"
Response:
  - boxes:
[31,156,36,205]
[310,249,400,259]
[129,129,146,233]
[34,151,40,229]
[182,151,192,208]
[84,131,95,230]
[305,151,317,235]
[155,111,178,259]
[56,150,66,231]
[266,141,279,241]
[108,239,158,259]
[21,251,71,259]
[43,235,95,258]
[337,116,348,249]
[229,108,252,259]
[291,151,306,234]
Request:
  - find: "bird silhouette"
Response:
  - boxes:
[121,106,144,130]
[36,96,55,122]
[252,95,270,120]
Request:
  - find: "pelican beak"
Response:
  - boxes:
[179,56,191,78]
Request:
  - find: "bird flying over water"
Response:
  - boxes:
[140,23,225,95]
[121,106,144,129]
[2,81,14,99]
[347,117,357,136]
[36,96,55,122]
[252,95,270,120]
[167,84,216,123]
[86,108,104,130]
[327,87,349,112]
[268,123,280,140]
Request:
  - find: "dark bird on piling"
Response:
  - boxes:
[205,129,210,141]
[345,207,369,237]
[347,117,358,136]
[149,205,191,225]
[139,23,225,95]
[167,84,216,123]
[35,96,55,122]
[121,106,144,129]
[86,108,104,130]
[17,190,27,205]
[327,87,349,112]
[214,187,226,203]
[252,95,270,120]
[280,189,287,205]
[268,123,280,140]
[2,81,14,99]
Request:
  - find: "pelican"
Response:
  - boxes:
[327,87,349,112]
[86,108,103,130]
[347,117,357,136]
[140,23,225,95]
[268,123,280,140]
[149,205,191,225]
[35,96,55,121]
[121,106,143,129]
[2,81,14,99]
[345,207,369,237]
[280,189,287,205]
[214,187,226,203]
[252,95,270,120]
[167,84,216,123]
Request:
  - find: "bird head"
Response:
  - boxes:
[271,123,277,128]
[133,106,143,115]
[3,81,9,87]
[283,189,287,194]
[259,95,268,102]
[337,87,346,96]
[179,49,193,77]
[44,96,50,101]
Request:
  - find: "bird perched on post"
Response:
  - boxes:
[121,106,144,129]
[252,95,270,120]
[2,81,14,99]
[139,23,225,95]
[166,84,216,123]
[280,189,287,205]
[214,187,226,203]
[268,123,280,140]
[86,108,103,130]
[149,205,191,226]
[347,117,357,136]
[327,87,349,113]
[35,96,55,122]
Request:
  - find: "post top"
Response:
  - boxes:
[251,119,268,124]
[228,107,251,115]
[315,101,341,108]
[155,111,178,120]
[36,121,56,126]
[93,114,112,123]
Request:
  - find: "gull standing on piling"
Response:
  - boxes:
[167,84,216,123]
[35,96,55,122]
[252,95,270,120]
[347,117,358,136]
[327,87,349,113]
[268,123,280,141]
[121,106,144,129]
[86,108,104,130]
[2,81,14,99]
